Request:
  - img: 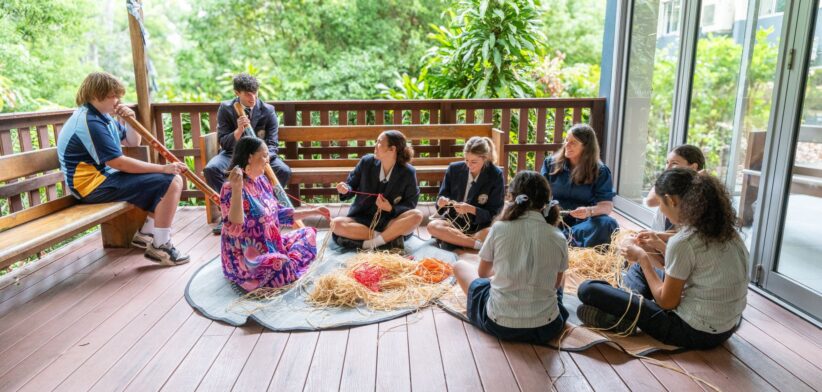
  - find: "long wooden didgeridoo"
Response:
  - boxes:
[232,102,305,228]
[123,116,220,205]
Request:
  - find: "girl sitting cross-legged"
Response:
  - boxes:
[577,168,749,349]
[331,130,424,250]
[454,171,569,345]
[427,136,505,251]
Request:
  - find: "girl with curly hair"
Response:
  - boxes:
[576,168,748,349]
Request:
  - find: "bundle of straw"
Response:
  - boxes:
[308,251,453,311]
[567,230,636,287]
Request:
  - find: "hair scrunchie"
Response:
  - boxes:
[515,194,529,205]
[543,199,559,217]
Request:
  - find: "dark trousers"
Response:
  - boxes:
[203,151,292,192]
[577,274,735,349]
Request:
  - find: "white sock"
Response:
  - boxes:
[153,228,171,247]
[363,235,386,250]
[473,240,483,250]
[141,217,155,234]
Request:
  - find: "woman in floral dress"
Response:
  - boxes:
[220,137,330,291]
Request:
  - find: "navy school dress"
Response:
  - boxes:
[436,162,505,233]
[541,156,618,247]
[338,154,420,233]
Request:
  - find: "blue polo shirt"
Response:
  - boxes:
[57,103,126,198]
[540,156,616,210]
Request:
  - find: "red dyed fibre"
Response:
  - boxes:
[352,263,387,292]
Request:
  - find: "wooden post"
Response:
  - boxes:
[127,0,152,133]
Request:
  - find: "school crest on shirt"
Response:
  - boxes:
[256,129,265,138]
[478,194,488,205]
[393,196,402,204]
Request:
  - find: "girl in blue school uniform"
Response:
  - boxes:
[331,130,424,250]
[541,124,618,247]
[427,136,505,251]
[453,171,568,345]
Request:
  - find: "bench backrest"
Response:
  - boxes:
[0,146,149,232]
[0,148,76,231]
[278,123,504,168]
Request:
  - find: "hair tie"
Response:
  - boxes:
[515,194,529,205]
[543,199,559,217]
[549,199,559,207]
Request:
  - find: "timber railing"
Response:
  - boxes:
[1,98,605,211]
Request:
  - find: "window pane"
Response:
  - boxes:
[687,2,747,183]
[776,23,822,293]
[619,0,681,203]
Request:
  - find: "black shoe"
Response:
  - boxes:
[378,236,405,251]
[435,239,459,252]
[212,222,223,235]
[145,241,190,266]
[576,304,637,335]
[334,235,363,250]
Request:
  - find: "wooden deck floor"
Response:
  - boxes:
[0,207,819,392]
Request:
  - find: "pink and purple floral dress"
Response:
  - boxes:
[220,175,317,292]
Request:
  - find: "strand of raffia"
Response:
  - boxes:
[225,219,336,315]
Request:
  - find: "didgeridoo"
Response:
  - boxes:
[123,116,220,205]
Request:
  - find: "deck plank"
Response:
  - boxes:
[304,329,349,392]
[741,305,822,367]
[533,346,592,392]
[266,331,320,392]
[433,310,483,392]
[160,322,236,392]
[745,292,822,346]
[0,232,101,310]
[376,316,411,392]
[230,331,290,392]
[723,334,815,392]
[0,214,206,391]
[463,321,520,391]
[733,321,822,390]
[195,326,264,392]
[500,340,552,392]
[569,349,630,391]
[121,314,213,392]
[0,208,818,392]
[86,301,196,392]
[12,224,213,392]
[339,323,378,392]
[0,209,198,337]
[407,308,447,392]
[638,353,704,392]
[596,344,665,391]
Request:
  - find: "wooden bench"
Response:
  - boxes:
[738,129,822,225]
[201,123,503,222]
[0,147,149,270]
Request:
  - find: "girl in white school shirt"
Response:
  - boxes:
[453,171,568,344]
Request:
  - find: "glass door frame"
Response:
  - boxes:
[608,0,702,225]
[751,0,822,322]
[606,0,822,323]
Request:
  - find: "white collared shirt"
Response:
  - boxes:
[379,164,393,183]
[463,172,477,202]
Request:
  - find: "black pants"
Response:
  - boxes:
[203,151,292,192]
[577,267,735,349]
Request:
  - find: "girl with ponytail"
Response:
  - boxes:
[428,136,505,251]
[577,168,748,349]
[453,171,568,344]
[331,131,424,250]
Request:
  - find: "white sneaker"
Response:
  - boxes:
[144,241,190,266]
[131,230,153,249]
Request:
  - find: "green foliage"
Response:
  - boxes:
[539,0,605,66]
[422,0,546,98]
